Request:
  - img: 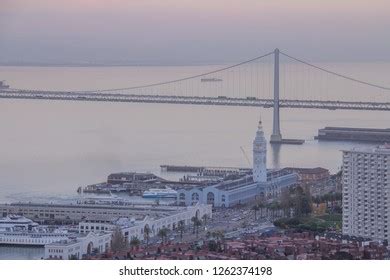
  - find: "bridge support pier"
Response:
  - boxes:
[270,48,282,143]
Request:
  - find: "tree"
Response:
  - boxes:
[211,230,225,242]
[157,228,169,244]
[144,226,151,247]
[191,216,202,238]
[266,202,281,221]
[280,189,293,218]
[129,236,140,249]
[208,240,218,251]
[251,205,260,221]
[292,186,312,217]
[331,251,354,260]
[68,254,78,260]
[177,220,185,241]
[202,214,209,228]
[257,201,265,219]
[111,226,128,253]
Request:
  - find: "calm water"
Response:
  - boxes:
[0,63,390,259]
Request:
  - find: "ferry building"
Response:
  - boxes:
[176,119,298,207]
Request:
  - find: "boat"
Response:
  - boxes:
[0,215,70,246]
[78,192,125,205]
[142,188,177,198]
[201,78,223,82]
[0,215,39,232]
[0,80,10,89]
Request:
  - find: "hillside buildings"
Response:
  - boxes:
[342,145,390,243]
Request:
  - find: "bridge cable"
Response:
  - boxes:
[280,51,390,91]
[75,51,274,93]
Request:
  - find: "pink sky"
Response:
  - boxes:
[1,0,389,63]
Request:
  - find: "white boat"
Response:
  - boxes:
[0,80,10,89]
[0,215,70,246]
[142,188,177,198]
[201,78,223,82]
[78,193,125,205]
[0,215,39,232]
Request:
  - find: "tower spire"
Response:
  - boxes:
[253,116,267,183]
[258,114,263,130]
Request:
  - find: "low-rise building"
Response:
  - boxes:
[45,231,111,260]
[78,204,212,241]
[283,167,330,183]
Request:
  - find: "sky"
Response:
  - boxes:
[0,0,389,64]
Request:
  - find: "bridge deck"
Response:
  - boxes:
[1,90,389,111]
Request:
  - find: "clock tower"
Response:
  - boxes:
[253,118,267,183]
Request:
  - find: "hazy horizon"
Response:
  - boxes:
[1,0,390,65]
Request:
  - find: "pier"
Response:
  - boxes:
[315,127,390,143]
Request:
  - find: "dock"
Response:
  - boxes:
[160,165,251,175]
[270,138,305,145]
[315,127,390,143]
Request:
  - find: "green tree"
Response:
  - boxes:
[143,225,151,247]
[157,228,169,244]
[257,201,265,219]
[293,186,312,217]
[202,214,209,228]
[211,230,225,242]
[129,236,140,249]
[280,190,293,217]
[191,216,202,238]
[111,226,128,253]
[177,220,185,241]
[252,205,260,221]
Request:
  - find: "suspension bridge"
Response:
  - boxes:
[1,48,390,143]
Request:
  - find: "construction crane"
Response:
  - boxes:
[240,146,251,167]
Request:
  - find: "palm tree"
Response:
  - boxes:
[177,220,185,241]
[129,236,140,249]
[268,202,280,220]
[191,216,202,238]
[143,226,151,247]
[191,216,197,234]
[251,205,260,221]
[202,214,209,228]
[257,202,265,219]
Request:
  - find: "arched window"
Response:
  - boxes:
[192,193,199,201]
[207,192,215,205]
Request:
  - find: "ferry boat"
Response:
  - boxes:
[0,215,70,246]
[0,215,39,232]
[142,188,177,198]
[201,78,223,82]
[78,193,125,205]
[0,80,10,89]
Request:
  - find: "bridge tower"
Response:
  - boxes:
[270,48,282,143]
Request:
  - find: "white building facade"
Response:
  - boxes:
[342,146,390,242]
[45,231,112,260]
[79,204,212,242]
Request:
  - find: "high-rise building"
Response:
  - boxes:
[342,145,390,242]
[253,118,267,183]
